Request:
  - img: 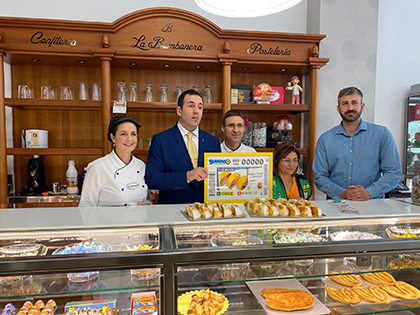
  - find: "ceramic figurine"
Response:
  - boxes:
[285,76,303,104]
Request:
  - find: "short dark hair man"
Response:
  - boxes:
[221,110,256,153]
[313,86,402,200]
[145,89,221,204]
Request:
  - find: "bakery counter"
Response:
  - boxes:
[2,198,420,231]
[2,200,420,314]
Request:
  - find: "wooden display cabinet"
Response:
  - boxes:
[0,8,328,207]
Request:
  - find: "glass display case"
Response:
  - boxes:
[2,202,420,314]
[405,93,420,185]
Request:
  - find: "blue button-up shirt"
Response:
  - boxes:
[313,119,402,199]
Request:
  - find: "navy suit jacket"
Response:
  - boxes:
[145,125,221,204]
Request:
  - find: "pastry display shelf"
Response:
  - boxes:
[231,103,309,113]
[1,200,420,314]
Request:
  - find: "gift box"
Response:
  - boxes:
[268,86,285,104]
[231,84,253,104]
[65,300,116,312]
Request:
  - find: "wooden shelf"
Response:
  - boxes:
[6,148,102,155]
[5,98,101,110]
[231,103,309,113]
[256,147,308,154]
[133,147,308,155]
[5,99,223,112]
[125,101,222,111]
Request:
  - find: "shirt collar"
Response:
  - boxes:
[222,141,241,152]
[177,122,199,138]
[336,119,367,136]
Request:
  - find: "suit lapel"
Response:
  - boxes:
[198,129,205,167]
[171,125,193,168]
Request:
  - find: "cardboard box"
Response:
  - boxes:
[65,300,116,312]
[231,84,253,103]
[25,129,48,148]
[231,89,238,104]
[131,292,157,315]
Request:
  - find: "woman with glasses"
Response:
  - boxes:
[272,143,312,200]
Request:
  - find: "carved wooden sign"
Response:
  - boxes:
[0,8,325,62]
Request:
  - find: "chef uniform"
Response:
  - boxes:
[79,150,150,207]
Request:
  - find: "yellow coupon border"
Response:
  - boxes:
[204,152,273,203]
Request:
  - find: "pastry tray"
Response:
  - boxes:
[246,278,331,314]
[180,208,247,221]
[247,208,326,218]
[386,224,420,238]
[330,231,383,241]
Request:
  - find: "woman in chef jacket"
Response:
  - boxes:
[79,116,152,207]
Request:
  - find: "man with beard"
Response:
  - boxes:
[313,86,402,200]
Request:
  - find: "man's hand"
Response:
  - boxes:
[187,167,208,182]
[341,185,371,201]
[136,202,151,206]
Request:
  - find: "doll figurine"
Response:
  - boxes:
[285,76,303,104]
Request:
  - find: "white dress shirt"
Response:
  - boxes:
[221,141,256,153]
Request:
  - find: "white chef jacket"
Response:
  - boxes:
[221,141,256,153]
[79,150,150,207]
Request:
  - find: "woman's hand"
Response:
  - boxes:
[289,196,304,201]
[136,202,150,206]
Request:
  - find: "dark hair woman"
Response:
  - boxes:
[272,143,312,200]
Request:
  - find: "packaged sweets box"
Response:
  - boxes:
[231,84,253,104]
[65,300,116,312]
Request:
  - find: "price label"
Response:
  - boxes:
[113,100,127,113]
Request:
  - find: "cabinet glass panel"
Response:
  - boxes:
[407,95,420,180]
[174,218,420,314]
[0,227,159,251]
[0,269,161,315]
[177,254,420,315]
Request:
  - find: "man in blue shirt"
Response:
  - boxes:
[313,86,402,200]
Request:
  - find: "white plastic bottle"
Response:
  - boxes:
[66,160,78,195]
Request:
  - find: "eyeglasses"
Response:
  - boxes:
[281,158,301,164]
[224,123,245,129]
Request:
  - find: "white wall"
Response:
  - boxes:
[376,0,420,165]
[0,0,308,33]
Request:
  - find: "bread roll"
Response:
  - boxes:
[218,202,233,218]
[298,205,312,217]
[231,204,244,217]
[213,206,223,219]
[185,205,201,220]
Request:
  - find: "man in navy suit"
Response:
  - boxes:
[145,89,221,204]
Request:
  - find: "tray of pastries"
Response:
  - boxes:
[386,224,420,238]
[178,288,229,315]
[182,202,246,221]
[244,198,323,217]
[324,268,420,308]
[330,231,383,241]
[247,278,330,314]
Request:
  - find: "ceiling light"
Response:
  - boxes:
[130,62,138,66]
[281,68,288,72]
[31,58,41,62]
[77,60,86,64]
[195,65,203,69]
[242,67,250,71]
[163,64,171,68]
[194,0,302,18]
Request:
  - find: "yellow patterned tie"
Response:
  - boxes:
[187,132,198,168]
